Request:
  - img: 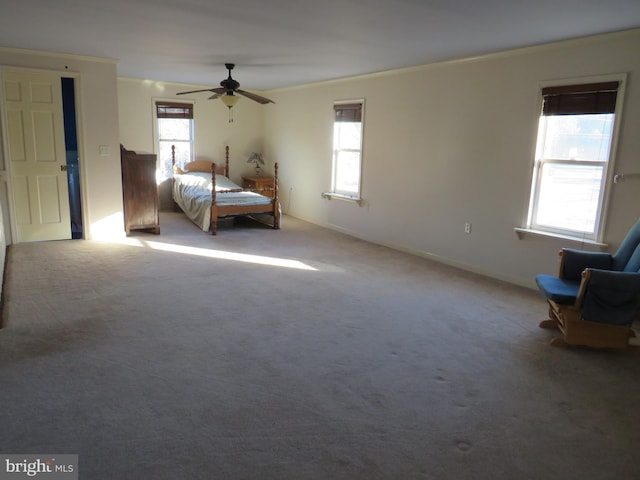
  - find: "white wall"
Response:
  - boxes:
[0,48,123,241]
[264,29,640,288]
[0,129,6,297]
[3,32,637,291]
[0,180,6,305]
[117,78,268,208]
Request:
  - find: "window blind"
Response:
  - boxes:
[334,103,362,122]
[541,81,619,116]
[156,101,194,119]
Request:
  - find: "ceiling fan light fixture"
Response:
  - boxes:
[220,93,240,123]
[220,93,240,108]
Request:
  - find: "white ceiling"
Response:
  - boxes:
[1,0,640,91]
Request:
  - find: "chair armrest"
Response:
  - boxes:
[559,248,612,280]
[585,268,640,290]
[579,269,640,325]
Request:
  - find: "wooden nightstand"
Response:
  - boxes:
[242,175,275,198]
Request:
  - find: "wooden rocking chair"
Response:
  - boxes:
[536,219,640,349]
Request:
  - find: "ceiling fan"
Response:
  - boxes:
[177,63,274,105]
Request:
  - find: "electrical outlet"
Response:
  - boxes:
[465,222,472,234]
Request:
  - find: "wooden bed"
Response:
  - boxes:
[171,145,280,235]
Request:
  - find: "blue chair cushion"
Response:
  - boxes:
[582,269,640,325]
[536,274,580,305]
[612,218,640,270]
[560,249,611,280]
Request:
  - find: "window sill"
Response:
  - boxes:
[322,192,363,206]
[514,227,607,247]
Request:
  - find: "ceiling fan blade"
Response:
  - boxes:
[176,88,215,95]
[236,89,275,104]
[208,93,221,100]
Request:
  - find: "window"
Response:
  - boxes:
[155,101,194,180]
[331,101,364,199]
[526,80,623,241]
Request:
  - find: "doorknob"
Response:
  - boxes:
[60,165,67,172]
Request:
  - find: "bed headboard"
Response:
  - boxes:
[171,145,230,177]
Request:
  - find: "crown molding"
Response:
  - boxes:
[0,46,117,64]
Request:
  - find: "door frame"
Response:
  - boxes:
[0,66,86,244]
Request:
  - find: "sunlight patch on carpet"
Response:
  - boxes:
[144,240,316,270]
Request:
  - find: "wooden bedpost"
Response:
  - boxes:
[273,162,280,230]
[211,162,218,235]
[225,145,230,177]
[171,145,177,211]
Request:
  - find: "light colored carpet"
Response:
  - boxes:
[0,212,639,479]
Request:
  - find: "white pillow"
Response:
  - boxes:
[215,174,242,190]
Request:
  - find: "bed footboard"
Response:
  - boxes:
[210,162,281,235]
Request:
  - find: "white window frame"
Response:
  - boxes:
[327,99,365,202]
[524,74,626,243]
[152,98,195,182]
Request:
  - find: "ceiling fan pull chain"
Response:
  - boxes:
[228,107,233,123]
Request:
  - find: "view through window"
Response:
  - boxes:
[156,101,194,181]
[332,101,364,198]
[527,81,621,240]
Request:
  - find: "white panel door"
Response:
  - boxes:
[3,70,71,242]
